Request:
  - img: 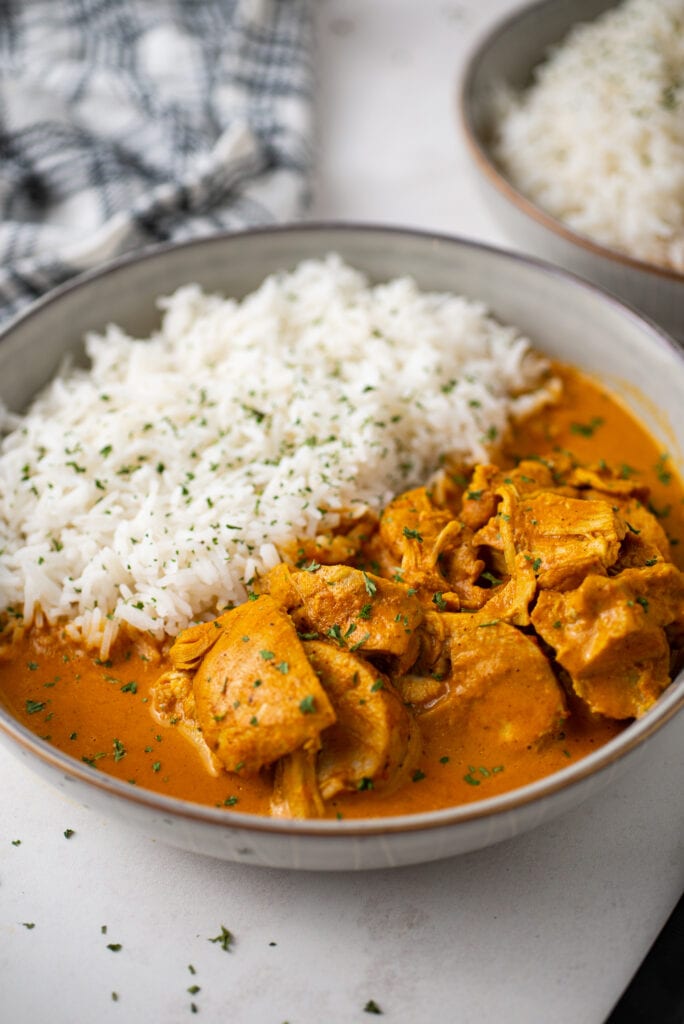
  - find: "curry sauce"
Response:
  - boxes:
[1,365,683,819]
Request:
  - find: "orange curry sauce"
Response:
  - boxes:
[1,365,683,819]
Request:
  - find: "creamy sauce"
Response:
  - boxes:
[1,365,683,818]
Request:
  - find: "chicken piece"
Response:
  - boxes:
[459,464,501,530]
[568,464,650,502]
[175,595,336,775]
[264,563,424,673]
[471,553,537,627]
[377,486,463,605]
[280,509,378,567]
[438,525,488,610]
[168,614,232,671]
[150,668,223,776]
[303,640,420,799]
[475,487,625,592]
[514,491,626,590]
[417,614,566,747]
[532,563,684,719]
[271,745,325,819]
[613,499,672,567]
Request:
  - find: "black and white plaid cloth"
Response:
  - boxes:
[0,0,313,323]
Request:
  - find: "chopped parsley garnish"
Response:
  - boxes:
[402,526,423,542]
[570,416,604,437]
[301,561,321,572]
[357,777,374,791]
[326,624,346,647]
[208,925,234,952]
[358,603,372,620]
[636,596,649,613]
[412,770,426,783]
[25,699,47,714]
[259,650,275,660]
[362,571,377,597]
[370,679,384,692]
[120,681,138,694]
[112,738,127,762]
[364,1000,383,1015]
[655,454,672,486]
[299,695,316,714]
[349,632,371,652]
[432,592,447,611]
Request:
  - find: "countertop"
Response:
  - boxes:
[2,2,683,1022]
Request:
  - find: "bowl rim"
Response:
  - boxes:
[1,220,683,840]
[458,0,684,285]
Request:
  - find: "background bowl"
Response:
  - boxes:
[459,0,684,343]
[1,223,683,870]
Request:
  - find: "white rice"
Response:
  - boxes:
[493,0,684,272]
[0,255,556,653]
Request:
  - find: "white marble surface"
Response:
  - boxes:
[2,2,683,1022]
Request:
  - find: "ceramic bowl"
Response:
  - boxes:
[1,224,683,870]
[459,0,684,343]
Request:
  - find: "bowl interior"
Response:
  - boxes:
[1,224,683,861]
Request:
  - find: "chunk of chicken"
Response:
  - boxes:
[416,614,566,748]
[264,563,424,673]
[279,509,377,567]
[531,563,684,718]
[474,487,625,592]
[377,487,463,606]
[170,595,336,775]
[613,499,672,568]
[305,640,420,800]
[271,745,325,819]
[150,668,223,777]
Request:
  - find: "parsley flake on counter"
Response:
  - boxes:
[208,925,234,952]
[106,943,122,952]
[364,1000,383,1015]
[63,828,75,839]
[22,922,35,929]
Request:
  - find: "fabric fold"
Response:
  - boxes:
[0,0,314,322]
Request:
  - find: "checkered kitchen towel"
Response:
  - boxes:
[0,0,314,323]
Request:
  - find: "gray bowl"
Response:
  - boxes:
[460,0,684,342]
[1,223,683,870]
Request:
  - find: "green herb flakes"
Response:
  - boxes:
[364,1000,383,1015]
[299,695,316,715]
[208,925,234,952]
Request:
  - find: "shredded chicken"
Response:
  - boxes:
[151,454,684,817]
